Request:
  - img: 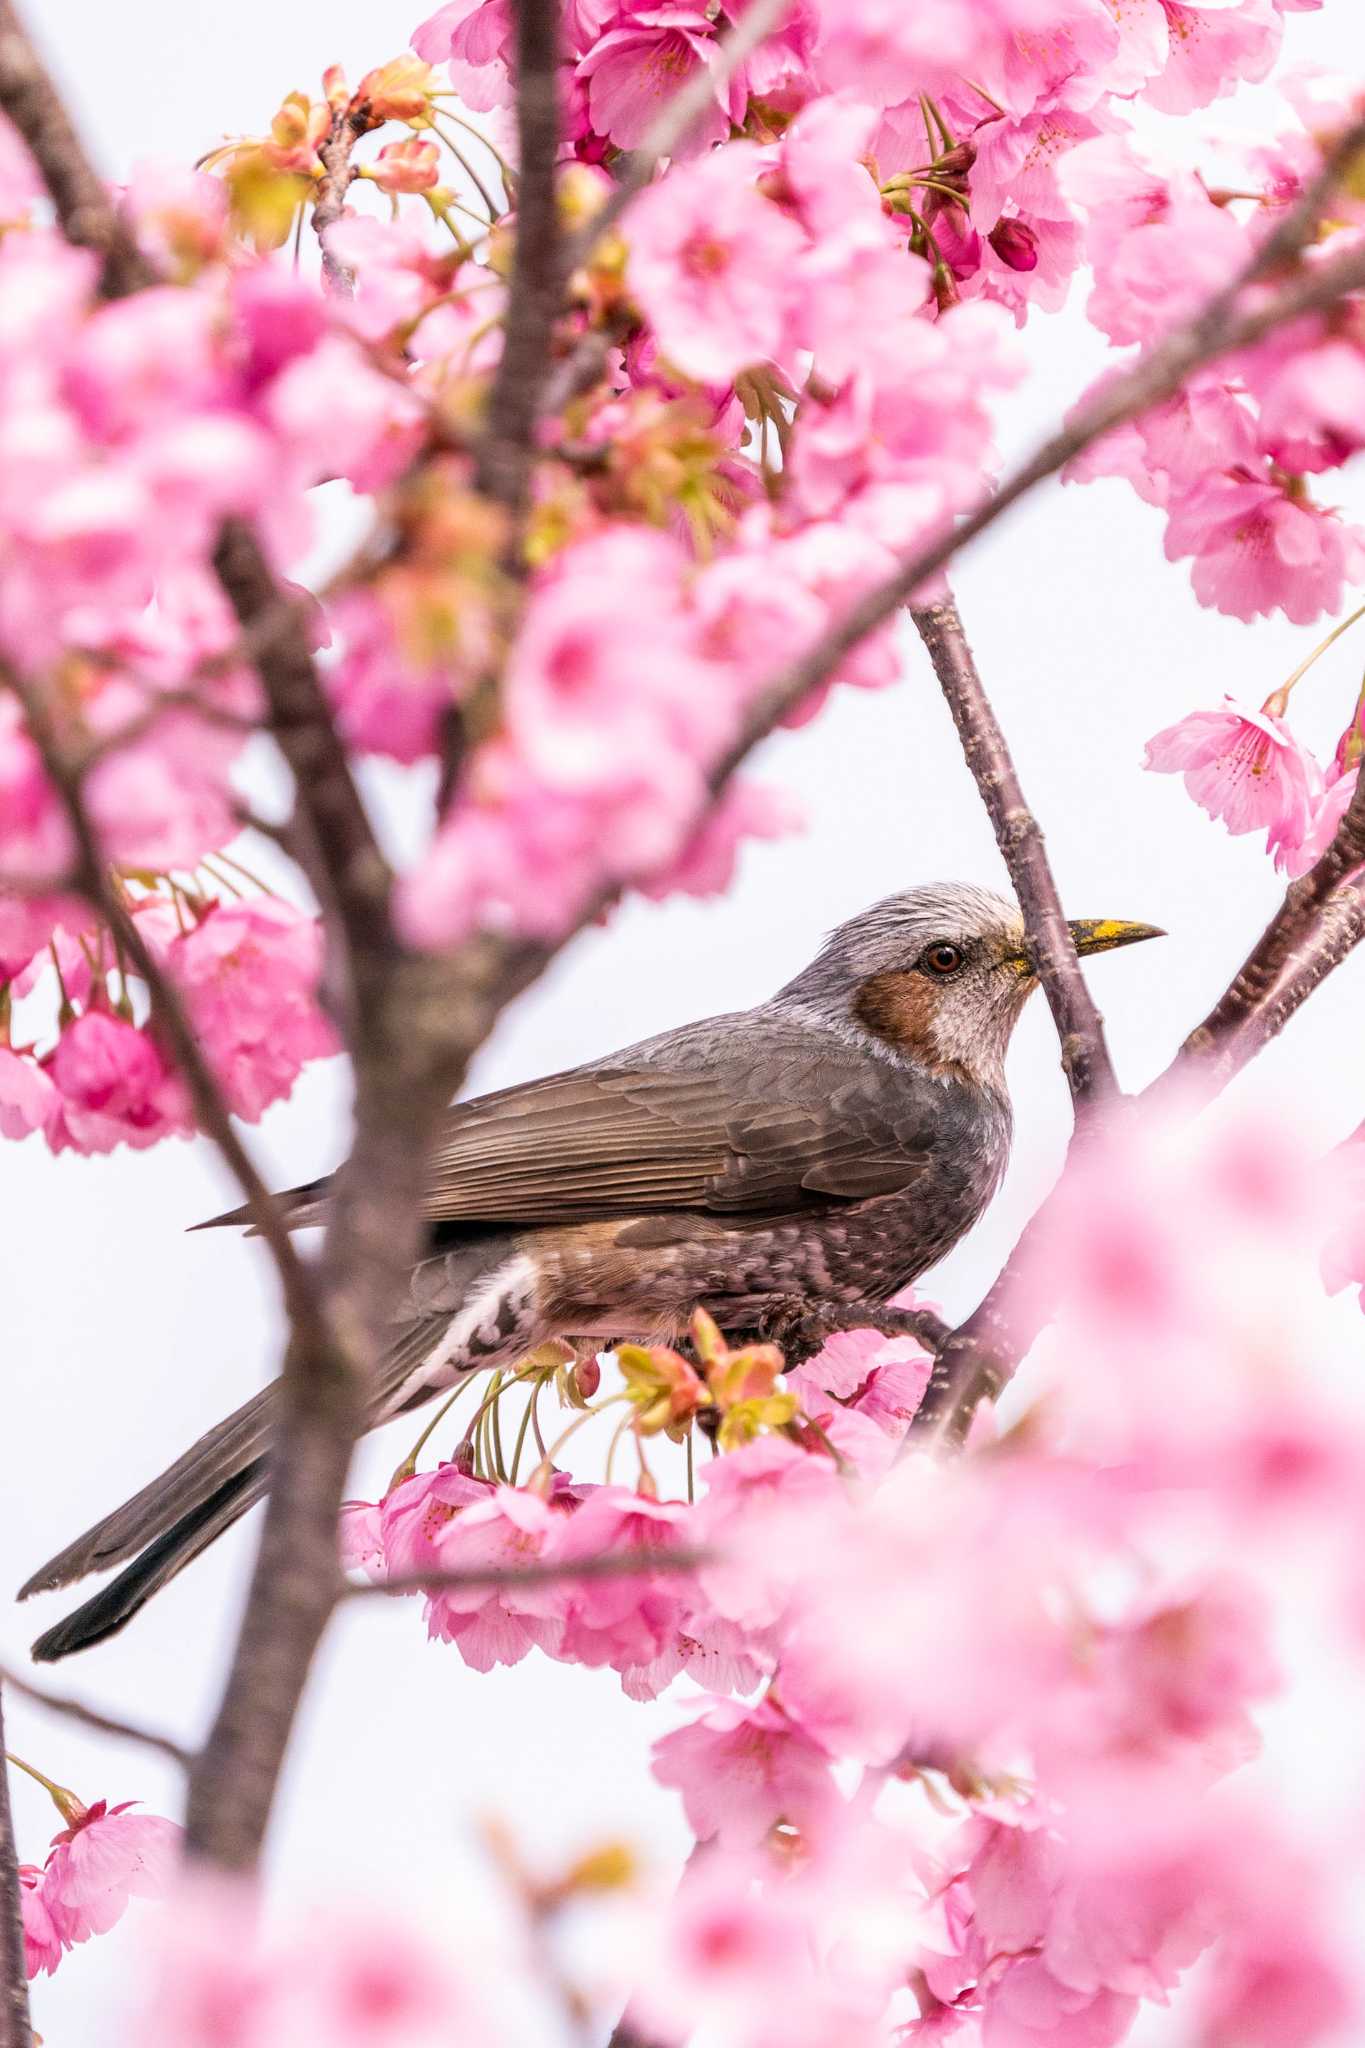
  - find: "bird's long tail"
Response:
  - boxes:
[20,1237,542,1661]
[20,1384,280,1662]
[19,1321,448,1663]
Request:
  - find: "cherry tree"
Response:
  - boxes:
[3,0,1365,2041]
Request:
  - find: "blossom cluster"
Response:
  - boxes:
[116,1102,1357,2047]
[4,0,1360,1127]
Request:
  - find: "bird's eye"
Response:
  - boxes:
[920,942,965,977]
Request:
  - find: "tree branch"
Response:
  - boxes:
[212,521,393,1023]
[1158,773,1365,1093]
[773,257,1364,737]
[312,111,363,296]
[0,1662,192,1772]
[0,0,152,296]
[473,0,562,522]
[343,1547,709,1602]
[912,596,1116,1103]
[0,1696,32,2048]
[4,668,322,1336]
[1161,866,1365,1097]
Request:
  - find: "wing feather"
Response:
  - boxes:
[198,1015,947,1233]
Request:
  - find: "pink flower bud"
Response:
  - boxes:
[370,138,441,195]
[572,1354,601,1401]
[988,217,1039,273]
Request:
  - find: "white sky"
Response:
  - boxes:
[6,2,1365,2037]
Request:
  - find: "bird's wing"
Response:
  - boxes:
[197,1017,942,1231]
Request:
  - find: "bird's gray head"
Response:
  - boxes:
[774,882,1160,1086]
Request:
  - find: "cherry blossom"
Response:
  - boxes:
[164,898,336,1120]
[651,1694,841,1848]
[42,1801,182,1947]
[625,143,804,386]
[1143,696,1323,859]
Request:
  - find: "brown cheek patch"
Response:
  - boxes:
[852,970,968,1080]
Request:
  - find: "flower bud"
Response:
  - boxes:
[371,138,441,194]
[571,1353,601,1402]
[357,55,435,124]
[988,216,1039,273]
[263,92,328,176]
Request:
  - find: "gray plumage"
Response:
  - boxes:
[21,883,1158,1659]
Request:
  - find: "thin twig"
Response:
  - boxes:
[312,110,364,296]
[4,666,322,1337]
[343,1546,710,1602]
[912,597,1116,1104]
[751,238,1365,741]
[212,520,393,1023]
[0,1693,32,2048]
[0,1661,193,1771]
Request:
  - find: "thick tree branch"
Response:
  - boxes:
[912,596,1116,1104]
[473,0,561,521]
[0,1697,31,2048]
[0,1662,192,1772]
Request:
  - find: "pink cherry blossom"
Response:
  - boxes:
[374,1468,565,1670]
[787,1324,933,1419]
[19,1865,62,1979]
[1278,764,1358,878]
[1143,696,1322,856]
[626,142,804,385]
[146,1881,501,2048]
[1162,473,1365,626]
[543,1485,691,1674]
[411,0,514,111]
[42,1800,182,1947]
[0,696,71,883]
[1146,0,1285,116]
[577,9,744,155]
[46,1009,191,1155]
[652,1694,840,1847]
[639,779,803,903]
[165,897,337,1121]
[325,588,454,764]
[0,1045,58,1140]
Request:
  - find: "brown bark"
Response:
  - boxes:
[0,1699,32,2048]
[912,598,1116,1105]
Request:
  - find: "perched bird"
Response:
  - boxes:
[22,883,1159,1659]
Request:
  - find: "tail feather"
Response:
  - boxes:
[18,1386,279,1599]
[189,1178,329,1234]
[20,1237,534,1661]
[29,1465,267,1662]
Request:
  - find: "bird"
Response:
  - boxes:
[21,882,1160,1660]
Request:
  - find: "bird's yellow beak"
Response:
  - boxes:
[1066,918,1166,957]
[1002,919,1165,975]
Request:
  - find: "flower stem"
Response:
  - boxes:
[1267,598,1365,708]
[2,1752,83,1825]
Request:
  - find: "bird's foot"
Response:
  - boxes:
[760,1295,950,1363]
